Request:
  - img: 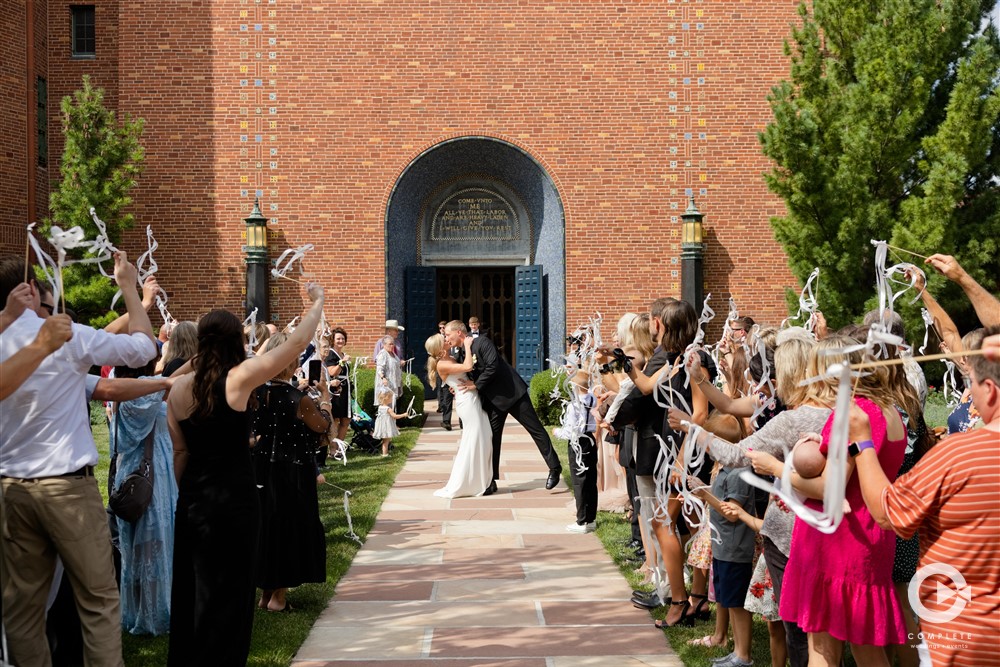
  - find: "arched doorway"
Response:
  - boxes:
[384,136,565,392]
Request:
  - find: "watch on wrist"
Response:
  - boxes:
[848,439,875,457]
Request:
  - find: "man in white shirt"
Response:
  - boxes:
[0,252,157,667]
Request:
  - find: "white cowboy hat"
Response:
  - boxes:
[384,319,405,331]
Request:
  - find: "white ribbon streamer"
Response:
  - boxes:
[781,267,820,330]
[331,438,348,466]
[243,308,259,357]
[741,361,851,534]
[88,207,119,278]
[918,308,935,356]
[271,243,314,279]
[26,225,63,304]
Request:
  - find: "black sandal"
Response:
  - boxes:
[654,599,693,628]
[683,592,710,621]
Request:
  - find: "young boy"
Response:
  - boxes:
[697,461,758,667]
[558,369,599,533]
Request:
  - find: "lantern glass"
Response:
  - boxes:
[246,223,267,249]
[682,219,703,244]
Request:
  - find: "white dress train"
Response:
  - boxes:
[434,373,494,499]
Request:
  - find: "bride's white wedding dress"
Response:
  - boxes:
[434,373,494,498]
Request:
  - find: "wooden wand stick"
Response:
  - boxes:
[851,349,985,370]
[885,244,929,261]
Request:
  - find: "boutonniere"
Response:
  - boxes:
[471,354,478,366]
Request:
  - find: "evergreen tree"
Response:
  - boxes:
[761,0,1000,334]
[47,75,144,327]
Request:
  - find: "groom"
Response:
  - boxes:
[444,321,562,494]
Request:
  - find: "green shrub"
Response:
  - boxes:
[89,400,107,426]
[529,370,570,426]
[350,367,425,428]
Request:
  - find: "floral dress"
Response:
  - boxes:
[744,541,779,621]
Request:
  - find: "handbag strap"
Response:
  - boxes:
[108,404,119,498]
[142,426,154,462]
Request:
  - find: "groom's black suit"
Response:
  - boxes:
[465,335,560,480]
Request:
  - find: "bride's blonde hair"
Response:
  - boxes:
[425,333,444,386]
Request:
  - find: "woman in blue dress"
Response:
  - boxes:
[111,360,178,636]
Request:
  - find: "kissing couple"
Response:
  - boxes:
[425,321,562,498]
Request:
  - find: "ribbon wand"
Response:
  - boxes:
[24,223,35,283]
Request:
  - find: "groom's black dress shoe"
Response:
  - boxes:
[442,423,452,431]
[483,480,497,496]
[631,591,664,609]
[545,468,562,490]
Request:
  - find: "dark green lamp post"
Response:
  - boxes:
[244,198,270,321]
[681,196,705,309]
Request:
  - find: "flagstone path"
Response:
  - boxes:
[293,404,681,667]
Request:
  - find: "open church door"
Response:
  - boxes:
[404,266,437,397]
[514,265,544,383]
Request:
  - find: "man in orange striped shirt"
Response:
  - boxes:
[852,325,1000,667]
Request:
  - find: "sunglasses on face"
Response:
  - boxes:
[40,303,55,315]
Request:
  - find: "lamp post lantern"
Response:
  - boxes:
[680,195,705,309]
[244,198,270,321]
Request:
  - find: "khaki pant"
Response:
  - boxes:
[1,476,123,667]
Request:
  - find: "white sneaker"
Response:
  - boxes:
[566,522,596,533]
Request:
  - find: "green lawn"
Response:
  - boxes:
[92,412,421,667]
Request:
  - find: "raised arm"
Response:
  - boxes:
[926,254,1000,328]
[226,284,325,409]
[626,361,671,395]
[907,267,962,354]
[104,275,158,335]
[113,253,155,345]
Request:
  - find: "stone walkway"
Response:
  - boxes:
[293,406,680,667]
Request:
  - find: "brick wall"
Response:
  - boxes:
[34,0,801,351]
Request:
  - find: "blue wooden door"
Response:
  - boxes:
[514,265,544,382]
[405,266,437,396]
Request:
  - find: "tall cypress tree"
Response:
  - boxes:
[47,75,145,327]
[761,0,999,333]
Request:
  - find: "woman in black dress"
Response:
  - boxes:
[324,327,352,444]
[256,332,331,612]
[165,284,324,666]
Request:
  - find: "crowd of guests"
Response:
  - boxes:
[1,244,998,667]
[557,253,999,667]
[0,252,413,666]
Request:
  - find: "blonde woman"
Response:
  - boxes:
[160,321,197,377]
[425,333,491,498]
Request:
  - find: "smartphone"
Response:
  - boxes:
[308,359,322,385]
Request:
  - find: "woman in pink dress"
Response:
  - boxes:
[756,345,908,667]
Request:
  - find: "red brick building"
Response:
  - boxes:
[2,0,799,378]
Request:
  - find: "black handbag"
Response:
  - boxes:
[108,409,155,523]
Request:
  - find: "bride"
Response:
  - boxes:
[425,333,494,498]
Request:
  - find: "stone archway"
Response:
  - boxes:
[384,136,565,384]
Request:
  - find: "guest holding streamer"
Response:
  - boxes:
[166,282,325,666]
[255,333,331,613]
[110,356,177,636]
